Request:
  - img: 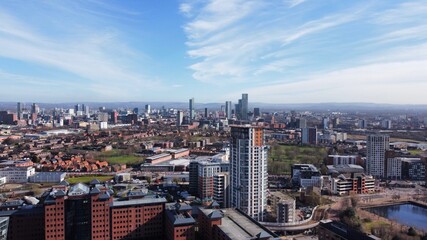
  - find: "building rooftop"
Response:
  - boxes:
[111,196,167,207]
[327,164,365,174]
[166,203,195,226]
[320,219,380,240]
[213,208,276,240]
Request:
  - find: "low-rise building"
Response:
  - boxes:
[331,173,375,195]
[28,172,66,183]
[0,166,35,183]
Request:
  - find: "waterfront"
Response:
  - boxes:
[366,203,427,232]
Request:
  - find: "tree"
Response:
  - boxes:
[407,227,417,236]
[350,194,360,208]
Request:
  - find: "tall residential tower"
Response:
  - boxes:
[366,134,389,178]
[230,125,268,221]
[189,98,195,122]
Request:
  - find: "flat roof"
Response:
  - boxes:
[217,209,274,240]
[146,153,171,160]
[111,196,166,207]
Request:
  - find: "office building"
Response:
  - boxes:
[331,173,375,195]
[189,98,195,122]
[230,125,268,221]
[0,166,35,183]
[41,182,167,240]
[225,101,232,119]
[366,135,389,178]
[291,164,321,188]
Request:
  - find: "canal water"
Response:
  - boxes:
[366,203,427,231]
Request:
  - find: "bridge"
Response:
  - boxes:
[260,206,327,232]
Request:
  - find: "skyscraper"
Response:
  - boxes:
[17,102,23,120]
[145,104,151,114]
[230,125,268,221]
[366,134,389,178]
[176,111,184,126]
[241,93,248,120]
[225,101,232,119]
[189,98,195,122]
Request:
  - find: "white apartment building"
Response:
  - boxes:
[0,166,35,183]
[213,173,230,208]
[386,157,402,179]
[366,135,389,178]
[230,125,268,221]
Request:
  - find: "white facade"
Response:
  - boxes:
[99,121,108,129]
[0,167,35,183]
[366,135,389,178]
[386,158,402,179]
[230,126,268,221]
[213,173,230,208]
[277,199,296,223]
[329,155,358,165]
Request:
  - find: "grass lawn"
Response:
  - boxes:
[407,149,425,156]
[66,175,114,184]
[98,150,145,166]
[363,220,390,233]
[268,144,328,175]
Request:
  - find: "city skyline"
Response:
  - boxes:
[0,1,427,104]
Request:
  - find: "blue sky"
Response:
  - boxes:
[0,0,426,104]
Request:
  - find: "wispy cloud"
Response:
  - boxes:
[0,2,159,101]
[181,0,427,103]
[182,0,363,84]
[286,0,306,8]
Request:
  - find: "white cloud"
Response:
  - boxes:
[180,3,192,16]
[286,0,306,8]
[0,4,156,101]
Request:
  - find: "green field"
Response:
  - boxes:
[99,150,145,166]
[268,144,328,175]
[66,175,114,184]
[407,149,425,156]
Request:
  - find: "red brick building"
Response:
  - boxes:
[165,203,195,240]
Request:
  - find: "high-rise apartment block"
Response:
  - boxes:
[230,125,268,221]
[366,134,389,178]
[301,127,317,145]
